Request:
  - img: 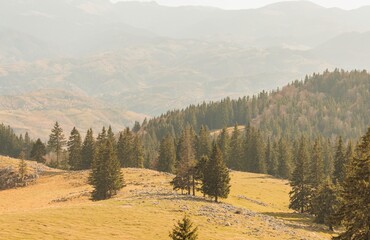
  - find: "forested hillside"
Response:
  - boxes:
[143,69,370,142]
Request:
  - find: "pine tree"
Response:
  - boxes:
[30,138,46,163]
[133,135,144,168]
[278,137,292,179]
[107,126,116,147]
[253,130,266,173]
[196,125,211,160]
[267,139,279,176]
[158,135,176,173]
[47,121,66,166]
[169,215,198,240]
[194,156,208,195]
[289,136,311,213]
[175,126,196,195]
[334,127,370,240]
[310,138,324,188]
[323,138,334,176]
[67,127,82,170]
[311,178,338,231]
[117,128,134,168]
[228,124,242,170]
[333,136,346,184]
[202,144,230,202]
[217,127,229,163]
[23,132,32,159]
[81,129,95,169]
[89,137,124,200]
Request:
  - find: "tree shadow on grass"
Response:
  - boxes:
[262,211,335,235]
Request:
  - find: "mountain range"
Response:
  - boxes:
[1,0,370,138]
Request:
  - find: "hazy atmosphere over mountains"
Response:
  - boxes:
[1,0,370,137]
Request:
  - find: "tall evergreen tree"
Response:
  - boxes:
[196,125,211,160]
[47,121,66,166]
[133,135,144,168]
[334,127,370,240]
[169,215,198,240]
[289,136,311,213]
[228,124,242,170]
[278,137,292,179]
[158,135,176,173]
[107,126,116,147]
[310,138,325,188]
[311,178,338,231]
[30,138,46,163]
[323,138,334,176]
[117,128,134,168]
[217,127,230,163]
[267,139,279,176]
[81,129,95,169]
[175,126,196,195]
[333,136,346,184]
[202,144,230,202]
[89,136,124,200]
[23,132,32,159]
[67,127,82,170]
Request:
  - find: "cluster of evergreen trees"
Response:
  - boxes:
[289,127,370,239]
[158,126,230,202]
[39,122,144,171]
[141,70,370,163]
[0,123,33,159]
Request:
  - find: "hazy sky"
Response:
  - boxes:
[112,0,370,10]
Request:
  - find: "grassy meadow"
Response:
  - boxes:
[0,157,334,239]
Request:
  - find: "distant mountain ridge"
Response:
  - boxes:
[1,0,370,138]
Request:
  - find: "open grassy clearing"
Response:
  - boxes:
[0,157,333,239]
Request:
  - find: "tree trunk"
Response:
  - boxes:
[215,194,218,203]
[192,176,195,196]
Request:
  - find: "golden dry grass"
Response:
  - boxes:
[0,157,334,240]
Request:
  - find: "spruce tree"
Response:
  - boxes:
[267,139,279,176]
[334,127,370,240]
[311,178,338,231]
[278,137,292,179]
[217,127,230,164]
[67,127,82,170]
[202,144,230,202]
[81,129,95,169]
[89,137,124,200]
[30,138,46,163]
[175,126,196,195]
[47,121,66,166]
[228,124,242,170]
[158,135,176,173]
[289,136,311,213]
[117,128,134,168]
[333,136,346,184]
[133,135,144,168]
[194,156,208,195]
[169,215,198,240]
[196,125,211,160]
[310,138,324,188]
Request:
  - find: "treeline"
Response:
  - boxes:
[0,123,33,158]
[38,122,145,170]
[289,127,370,239]
[141,69,370,162]
[152,123,351,180]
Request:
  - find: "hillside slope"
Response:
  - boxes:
[0,157,332,239]
[144,70,370,142]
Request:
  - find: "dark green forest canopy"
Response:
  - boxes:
[143,69,370,142]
